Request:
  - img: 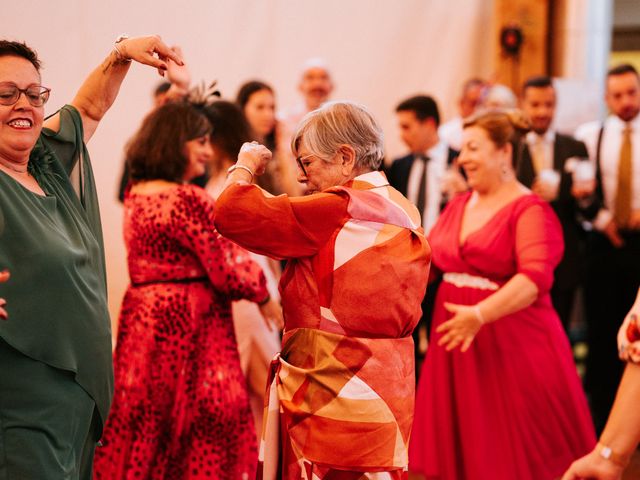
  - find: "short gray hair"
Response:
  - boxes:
[291,101,384,171]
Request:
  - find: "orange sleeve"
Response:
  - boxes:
[215,183,349,259]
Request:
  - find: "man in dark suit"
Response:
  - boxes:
[385,95,463,378]
[386,95,461,231]
[516,75,589,331]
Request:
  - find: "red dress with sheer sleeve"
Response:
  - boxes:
[93,185,267,480]
[409,192,596,480]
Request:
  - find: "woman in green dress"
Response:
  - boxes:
[0,35,182,480]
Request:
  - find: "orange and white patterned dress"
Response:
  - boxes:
[215,171,431,479]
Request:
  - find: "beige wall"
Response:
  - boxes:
[4,1,495,328]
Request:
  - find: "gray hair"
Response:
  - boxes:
[291,101,384,171]
[482,84,517,109]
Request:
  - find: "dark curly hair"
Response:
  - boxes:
[0,40,41,72]
[127,102,211,183]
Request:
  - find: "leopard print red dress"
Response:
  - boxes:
[94,185,267,480]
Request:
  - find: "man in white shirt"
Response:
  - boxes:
[385,95,463,377]
[438,78,486,151]
[515,76,589,332]
[575,63,640,434]
[386,95,460,234]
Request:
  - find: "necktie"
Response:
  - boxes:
[416,155,429,219]
[614,124,632,227]
[531,136,546,174]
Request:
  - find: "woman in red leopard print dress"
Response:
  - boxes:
[94,102,280,479]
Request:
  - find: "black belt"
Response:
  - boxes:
[131,276,208,287]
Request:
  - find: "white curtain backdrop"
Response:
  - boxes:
[5,0,495,325]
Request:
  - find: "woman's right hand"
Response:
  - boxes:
[561,449,624,480]
[258,299,284,332]
[0,270,10,320]
[238,142,272,176]
[165,46,191,92]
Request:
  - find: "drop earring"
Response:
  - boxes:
[501,164,511,181]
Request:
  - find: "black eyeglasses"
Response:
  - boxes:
[0,82,51,107]
[296,153,315,177]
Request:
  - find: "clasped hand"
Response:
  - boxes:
[436,302,483,352]
[237,142,272,176]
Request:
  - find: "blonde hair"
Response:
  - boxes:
[291,101,384,171]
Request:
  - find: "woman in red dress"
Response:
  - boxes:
[94,101,281,479]
[409,110,596,479]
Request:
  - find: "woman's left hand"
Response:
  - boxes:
[258,299,284,332]
[116,35,184,76]
[436,302,483,352]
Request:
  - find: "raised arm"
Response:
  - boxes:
[215,142,348,259]
[43,35,183,143]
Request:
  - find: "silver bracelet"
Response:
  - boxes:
[113,34,132,63]
[227,164,254,181]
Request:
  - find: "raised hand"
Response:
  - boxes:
[237,142,272,176]
[115,35,184,76]
[165,46,191,91]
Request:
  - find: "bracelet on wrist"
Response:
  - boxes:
[113,34,132,64]
[227,164,254,181]
[596,442,630,468]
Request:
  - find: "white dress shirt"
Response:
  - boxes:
[575,114,640,230]
[526,130,556,172]
[406,140,449,234]
[438,117,463,152]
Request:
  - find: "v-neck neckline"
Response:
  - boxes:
[457,192,530,248]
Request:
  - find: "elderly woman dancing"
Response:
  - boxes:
[215,101,431,479]
[0,36,180,479]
